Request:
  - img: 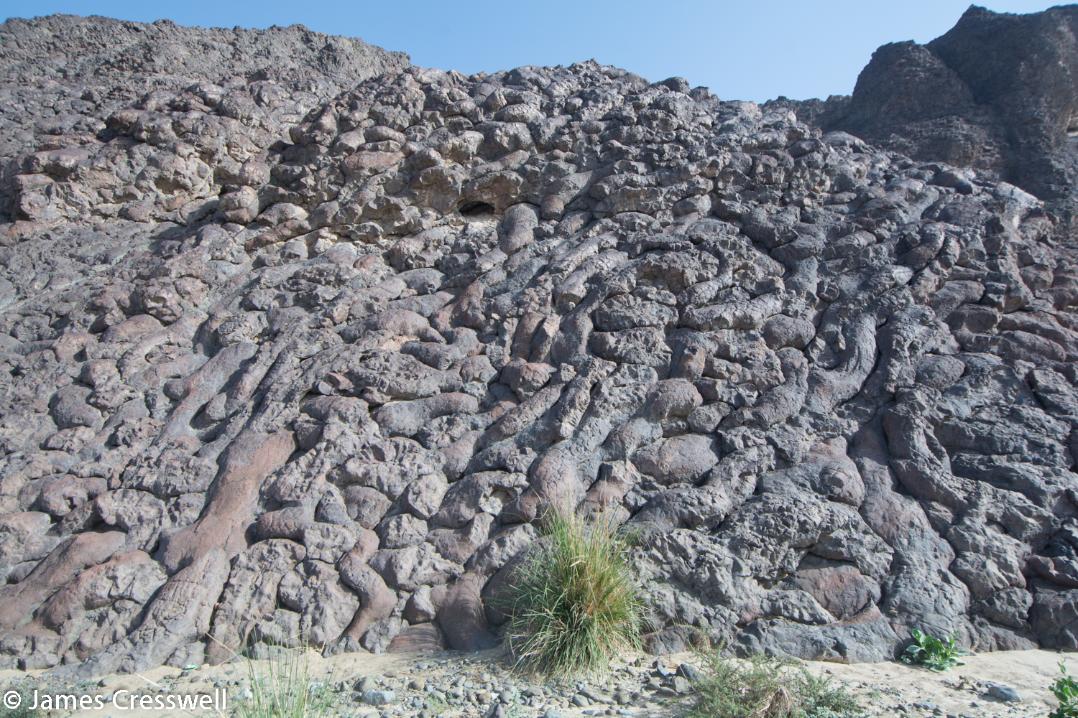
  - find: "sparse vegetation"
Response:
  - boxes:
[0,689,41,718]
[504,508,642,677]
[899,628,964,672]
[233,645,332,718]
[686,651,862,718]
[424,693,450,714]
[1050,660,1078,718]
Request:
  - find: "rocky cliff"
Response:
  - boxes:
[0,10,1075,676]
[779,5,1078,215]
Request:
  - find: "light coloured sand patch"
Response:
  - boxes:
[805,649,1070,716]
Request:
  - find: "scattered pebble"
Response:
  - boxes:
[361,688,396,706]
[985,682,1021,703]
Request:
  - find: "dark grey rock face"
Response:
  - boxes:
[0,13,1075,676]
[775,5,1077,213]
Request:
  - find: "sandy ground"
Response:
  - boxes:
[804,649,1066,717]
[0,650,409,717]
[0,647,1071,717]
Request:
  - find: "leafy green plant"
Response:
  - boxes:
[685,651,862,718]
[504,507,642,677]
[233,645,332,718]
[899,628,964,672]
[1050,660,1078,718]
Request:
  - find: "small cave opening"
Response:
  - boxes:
[458,200,496,217]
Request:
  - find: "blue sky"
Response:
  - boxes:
[1,1,1062,101]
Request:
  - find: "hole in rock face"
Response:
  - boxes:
[458,200,496,217]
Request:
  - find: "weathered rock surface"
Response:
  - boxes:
[0,14,408,224]
[0,11,1075,676]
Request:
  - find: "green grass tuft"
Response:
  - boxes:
[233,646,332,718]
[1050,660,1078,718]
[899,628,964,672]
[685,651,862,718]
[504,508,642,677]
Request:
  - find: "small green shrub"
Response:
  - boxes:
[1050,660,1078,718]
[0,689,42,718]
[505,508,641,677]
[685,651,862,718]
[234,646,332,718]
[798,671,863,718]
[899,628,964,672]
